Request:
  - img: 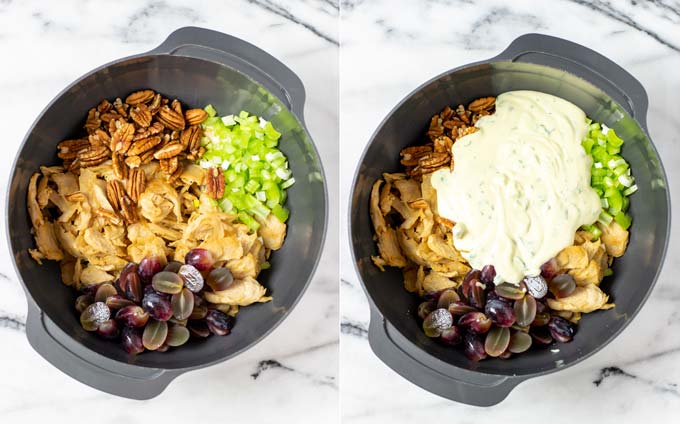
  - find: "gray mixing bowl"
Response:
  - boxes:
[349,33,670,406]
[7,27,327,399]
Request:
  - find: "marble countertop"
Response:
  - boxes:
[340,0,680,422]
[0,0,338,422]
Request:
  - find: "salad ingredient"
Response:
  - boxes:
[508,331,532,353]
[143,319,168,350]
[548,316,575,343]
[458,311,492,334]
[171,288,194,320]
[463,332,487,361]
[547,284,613,313]
[152,271,184,294]
[206,267,234,291]
[485,299,516,328]
[514,295,537,327]
[121,327,144,355]
[166,325,190,347]
[80,302,110,331]
[582,122,635,230]
[115,305,150,328]
[185,248,214,272]
[200,109,293,231]
[422,308,453,337]
[484,326,510,357]
[205,309,235,336]
[440,326,463,345]
[432,91,601,284]
[141,291,173,321]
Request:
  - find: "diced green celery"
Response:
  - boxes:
[603,268,613,277]
[244,179,260,193]
[281,177,295,189]
[582,138,595,154]
[204,104,217,117]
[622,196,630,212]
[598,210,613,226]
[607,191,623,214]
[238,212,260,231]
[591,225,602,240]
[272,204,289,222]
[614,212,632,229]
[623,185,638,196]
[607,130,624,147]
[260,261,271,270]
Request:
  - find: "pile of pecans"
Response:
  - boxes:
[399,96,496,179]
[55,89,209,224]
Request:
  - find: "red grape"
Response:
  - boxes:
[185,248,214,272]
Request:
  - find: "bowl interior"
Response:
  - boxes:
[8,55,326,369]
[350,61,669,376]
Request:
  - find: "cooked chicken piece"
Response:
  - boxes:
[27,173,45,228]
[60,259,76,287]
[402,266,418,292]
[396,229,427,267]
[426,234,463,261]
[379,181,395,215]
[422,271,457,293]
[370,180,407,268]
[49,192,79,223]
[256,213,286,250]
[55,224,82,258]
[393,179,421,203]
[138,179,182,223]
[227,253,260,279]
[203,276,270,306]
[383,172,406,183]
[599,221,629,257]
[556,245,589,269]
[80,264,114,286]
[127,223,169,263]
[569,259,603,286]
[51,172,79,196]
[179,164,205,186]
[420,174,438,212]
[36,174,52,208]
[547,284,614,313]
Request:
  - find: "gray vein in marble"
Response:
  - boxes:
[251,358,336,387]
[340,278,354,287]
[245,0,338,45]
[593,366,680,397]
[566,0,680,52]
[461,7,546,49]
[0,271,10,281]
[340,319,367,338]
[0,313,25,331]
[121,1,202,43]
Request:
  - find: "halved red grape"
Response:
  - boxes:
[123,271,142,303]
[514,295,537,327]
[118,263,139,293]
[152,271,184,294]
[540,258,559,280]
[205,309,234,336]
[95,283,117,303]
[139,255,164,284]
[480,265,496,285]
[121,326,144,354]
[484,326,510,357]
[189,303,208,320]
[463,332,487,361]
[448,301,477,316]
[97,319,120,339]
[494,283,526,300]
[422,308,453,337]
[458,311,491,334]
[508,330,532,353]
[436,289,460,310]
[166,325,190,347]
[185,248,214,272]
[440,326,462,345]
[142,319,168,350]
[188,321,210,338]
[142,291,173,321]
[485,299,516,327]
[206,268,234,292]
[530,327,553,345]
[106,295,135,310]
[549,274,576,298]
[548,316,575,342]
[171,288,194,320]
[115,305,149,327]
[531,311,550,326]
[468,280,486,309]
[75,294,93,314]
[164,261,183,273]
[417,300,435,320]
[462,269,481,299]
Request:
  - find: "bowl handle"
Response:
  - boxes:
[367,305,522,406]
[492,33,649,130]
[25,301,180,400]
[147,26,307,125]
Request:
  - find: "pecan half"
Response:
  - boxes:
[112,152,129,180]
[125,90,155,105]
[457,126,478,139]
[113,97,128,117]
[185,109,208,126]
[206,167,225,199]
[456,105,471,124]
[167,163,184,184]
[79,146,109,168]
[171,99,183,115]
[140,149,155,165]
[106,180,125,211]
[436,215,455,230]
[95,208,122,226]
[400,145,432,166]
[148,93,162,115]
[408,199,429,209]
[57,139,89,160]
[418,152,449,170]
[97,99,112,113]
[126,168,146,202]
[100,112,123,123]
[125,155,142,168]
[180,125,202,150]
[127,135,161,156]
[154,141,184,160]
[160,156,179,175]
[84,108,100,133]
[110,121,135,153]
[120,194,138,224]
[433,135,453,153]
[468,96,496,112]
[130,104,152,128]
[157,106,186,131]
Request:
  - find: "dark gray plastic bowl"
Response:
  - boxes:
[7,27,327,399]
[349,34,670,406]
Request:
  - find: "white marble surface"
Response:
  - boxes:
[0,0,338,422]
[340,0,680,422]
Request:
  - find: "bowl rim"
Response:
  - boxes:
[348,58,672,379]
[6,50,329,371]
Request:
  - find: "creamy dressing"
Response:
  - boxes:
[432,91,601,284]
